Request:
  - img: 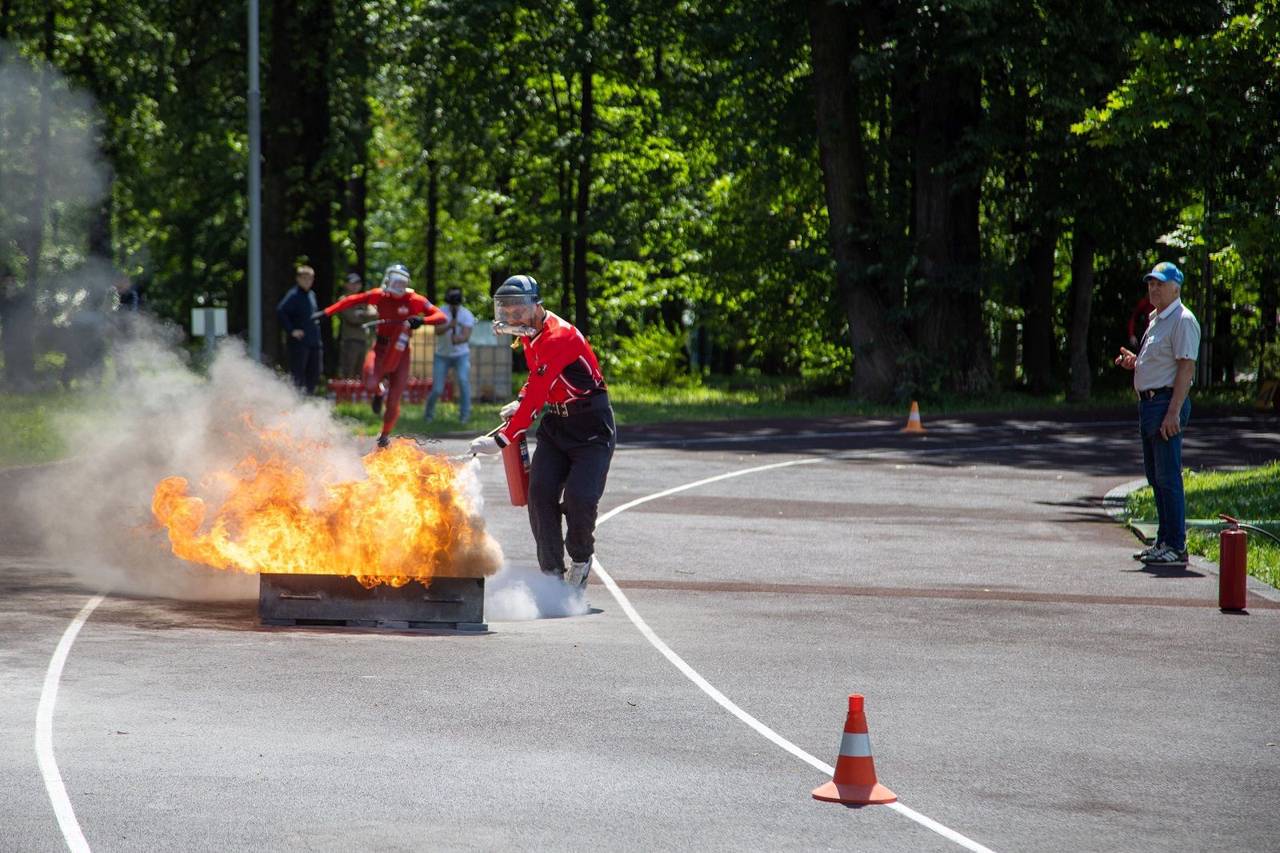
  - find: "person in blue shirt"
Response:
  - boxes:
[276,265,323,393]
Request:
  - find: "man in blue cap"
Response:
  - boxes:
[1113,261,1201,567]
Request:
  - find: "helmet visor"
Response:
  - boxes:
[384,273,409,295]
[494,293,538,326]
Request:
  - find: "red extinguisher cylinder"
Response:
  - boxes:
[1219,527,1248,611]
[502,435,531,507]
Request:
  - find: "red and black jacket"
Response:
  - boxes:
[498,311,607,447]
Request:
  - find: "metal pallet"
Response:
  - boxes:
[258,573,486,631]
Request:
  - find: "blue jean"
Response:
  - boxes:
[425,351,470,421]
[1139,394,1191,550]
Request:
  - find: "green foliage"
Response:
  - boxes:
[1262,339,1280,380]
[1,0,1273,403]
[600,324,696,387]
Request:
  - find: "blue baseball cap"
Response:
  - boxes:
[1143,262,1184,286]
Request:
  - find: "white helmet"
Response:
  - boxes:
[382,263,411,296]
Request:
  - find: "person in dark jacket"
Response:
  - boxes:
[276,265,323,393]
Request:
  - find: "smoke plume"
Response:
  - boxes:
[26,324,503,600]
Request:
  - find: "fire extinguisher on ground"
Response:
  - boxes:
[1219,514,1248,612]
[1217,514,1280,612]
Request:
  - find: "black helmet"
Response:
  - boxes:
[495,274,540,301]
[493,274,541,331]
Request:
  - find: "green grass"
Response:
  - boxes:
[332,379,1255,433]
[0,389,103,466]
[1,377,1262,456]
[1125,462,1280,589]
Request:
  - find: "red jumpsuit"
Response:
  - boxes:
[324,288,446,436]
[497,311,614,575]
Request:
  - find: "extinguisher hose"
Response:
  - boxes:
[1218,514,1280,547]
[1238,524,1280,547]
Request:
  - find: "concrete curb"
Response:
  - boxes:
[1104,478,1280,603]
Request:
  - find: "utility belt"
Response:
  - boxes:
[544,392,610,417]
[1138,387,1173,401]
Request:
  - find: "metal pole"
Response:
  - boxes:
[248,0,263,361]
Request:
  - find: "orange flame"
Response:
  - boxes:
[151,439,494,587]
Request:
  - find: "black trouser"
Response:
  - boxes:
[287,341,321,393]
[527,399,616,574]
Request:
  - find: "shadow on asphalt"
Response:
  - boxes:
[621,412,1278,477]
[1121,565,1206,579]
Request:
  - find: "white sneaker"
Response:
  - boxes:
[566,557,592,588]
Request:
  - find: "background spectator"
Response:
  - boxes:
[276,265,322,393]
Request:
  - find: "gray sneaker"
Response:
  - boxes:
[1132,542,1163,561]
[1141,545,1189,566]
[566,557,592,588]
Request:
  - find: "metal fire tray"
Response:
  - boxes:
[259,573,486,631]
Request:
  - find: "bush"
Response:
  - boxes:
[603,326,698,388]
[1261,338,1280,380]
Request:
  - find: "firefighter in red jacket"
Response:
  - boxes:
[320,263,447,448]
[469,275,615,588]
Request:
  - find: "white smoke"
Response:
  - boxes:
[484,561,591,621]
[26,323,500,601]
[0,45,109,231]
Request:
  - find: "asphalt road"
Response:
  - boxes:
[2,411,1278,852]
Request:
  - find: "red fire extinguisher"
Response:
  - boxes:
[502,434,530,506]
[1218,514,1247,612]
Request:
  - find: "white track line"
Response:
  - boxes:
[36,593,105,853]
[594,457,996,853]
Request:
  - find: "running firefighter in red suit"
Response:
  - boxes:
[319,263,446,448]
[469,275,615,588]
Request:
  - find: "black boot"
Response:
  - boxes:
[377,433,390,449]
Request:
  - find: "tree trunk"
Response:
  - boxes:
[1259,264,1278,380]
[1067,224,1096,402]
[572,0,595,335]
[911,63,989,392]
[805,0,906,400]
[425,156,439,303]
[558,158,573,320]
[1213,270,1233,384]
[262,0,336,367]
[548,72,574,319]
[13,4,58,386]
[343,159,368,282]
[1022,219,1059,394]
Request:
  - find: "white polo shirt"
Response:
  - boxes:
[435,304,476,357]
[1134,297,1200,392]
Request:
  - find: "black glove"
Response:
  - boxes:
[407,316,425,330]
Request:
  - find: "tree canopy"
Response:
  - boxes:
[0,0,1275,400]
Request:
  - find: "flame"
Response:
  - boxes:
[151,438,492,587]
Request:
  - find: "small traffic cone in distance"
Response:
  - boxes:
[901,401,926,434]
[812,694,897,805]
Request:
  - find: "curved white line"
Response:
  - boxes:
[36,594,105,853]
[594,458,996,853]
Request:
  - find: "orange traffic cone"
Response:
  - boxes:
[901,401,926,434]
[812,694,897,805]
